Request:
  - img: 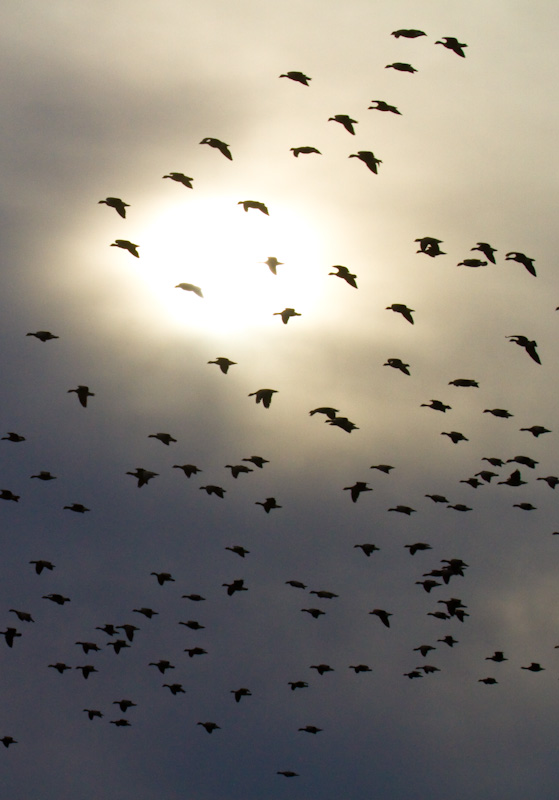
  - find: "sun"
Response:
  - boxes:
[128,194,328,335]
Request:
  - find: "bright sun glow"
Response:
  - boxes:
[125,196,328,335]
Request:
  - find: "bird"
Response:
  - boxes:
[368,100,401,114]
[344,482,372,503]
[435,37,467,57]
[370,464,394,474]
[164,683,185,694]
[354,543,380,557]
[223,579,247,596]
[386,304,414,323]
[486,651,507,662]
[447,504,471,512]
[274,307,301,324]
[0,490,19,502]
[208,357,236,374]
[384,358,410,375]
[416,580,441,593]
[349,151,382,174]
[416,237,445,256]
[75,641,101,654]
[299,725,322,733]
[175,282,203,297]
[249,389,277,408]
[148,432,177,446]
[117,624,139,642]
[198,721,220,733]
[113,699,136,713]
[328,114,358,134]
[421,399,451,412]
[225,465,253,479]
[498,469,526,487]
[291,146,321,157]
[327,416,359,432]
[0,628,21,647]
[225,545,250,557]
[460,478,481,489]
[405,543,432,555]
[261,256,283,274]
[391,28,426,38]
[96,624,118,636]
[49,662,71,673]
[349,664,372,673]
[309,407,339,419]
[110,239,139,257]
[506,251,537,276]
[310,664,333,675]
[414,645,435,658]
[0,737,17,748]
[441,431,468,444]
[231,688,252,702]
[478,678,498,685]
[419,665,440,675]
[277,772,298,778]
[199,138,232,159]
[507,455,538,469]
[149,660,175,674]
[389,505,415,515]
[126,468,158,487]
[513,502,536,511]
[506,335,541,364]
[448,379,478,387]
[288,681,308,690]
[255,497,281,513]
[63,503,89,513]
[484,408,513,418]
[386,62,417,73]
[199,485,226,498]
[2,432,25,442]
[520,425,551,437]
[107,639,130,654]
[438,635,458,647]
[9,609,33,622]
[133,607,158,618]
[279,71,311,85]
[328,265,358,288]
[285,580,306,589]
[238,200,269,215]
[425,494,449,503]
[457,259,487,268]
[471,242,497,263]
[483,457,504,467]
[98,197,129,217]
[182,594,206,601]
[162,172,193,188]
[110,719,131,727]
[30,470,56,480]
[242,455,269,468]
[83,709,103,720]
[521,663,544,672]
[310,590,338,599]
[301,608,325,619]
[68,385,94,407]
[151,572,175,586]
[184,647,207,657]
[404,671,423,679]
[537,476,559,489]
[370,609,392,627]
[26,330,59,341]
[75,665,98,679]
[173,464,202,478]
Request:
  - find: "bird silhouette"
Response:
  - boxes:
[368,100,401,114]
[83,709,103,720]
[291,146,321,157]
[386,62,417,73]
[279,71,311,85]
[149,660,174,674]
[110,719,131,727]
[0,737,17,748]
[414,645,435,658]
[198,721,220,733]
[521,663,544,672]
[2,432,25,442]
[98,197,129,217]
[301,608,325,619]
[405,543,432,555]
[26,330,59,341]
[415,237,445,257]
[117,624,139,641]
[521,425,551,437]
[386,304,414,323]
[441,431,468,444]
[328,114,358,134]
[506,335,540,364]
[9,609,33,623]
[370,464,394,473]
[391,28,426,38]
[133,607,158,618]
[435,37,467,57]
[421,399,451,412]
[200,138,232,159]
[369,609,392,627]
[126,468,158,487]
[110,239,139,257]
[344,482,372,503]
[486,651,507,662]
[164,683,185,694]
[285,581,306,589]
[537,475,559,489]
[0,490,19,502]
[175,282,203,297]
[238,200,269,215]
[30,470,56,480]
[484,408,513,418]
[231,688,251,702]
[449,378,478,387]
[208,357,236,374]
[242,455,269,468]
[349,151,382,174]
[148,432,177,446]
[184,647,207,657]
[223,579,247,596]
[0,628,21,647]
[63,503,89,513]
[471,242,497,262]
[310,406,339,419]
[354,543,380,557]
[505,251,536,276]
[349,664,372,673]
[76,641,101,654]
[68,385,94,407]
[457,258,487,268]
[151,572,175,585]
[225,465,253,479]
[299,725,322,733]
[255,497,281,513]
[277,771,298,778]
[75,665,98,679]
[478,677,498,685]
[199,485,226,498]
[288,681,308,690]
[384,358,410,375]
[225,545,250,557]
[328,265,358,287]
[274,307,301,324]
[497,467,526,486]
[173,464,202,478]
[113,699,136,713]
[389,505,415,515]
[261,256,283,274]
[249,389,277,408]
[49,662,71,673]
[163,172,193,188]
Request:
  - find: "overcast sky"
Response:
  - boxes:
[2,1,559,798]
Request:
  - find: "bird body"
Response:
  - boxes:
[26,330,59,341]
[505,251,536,276]
[274,307,301,324]
[436,37,467,57]
[200,138,232,159]
[208,357,236,374]
[384,358,410,375]
[68,385,94,407]
[261,256,283,274]
[200,485,226,498]
[329,265,358,287]
[279,71,310,85]
[163,172,193,188]
[126,468,158,487]
[386,62,417,73]
[291,146,321,157]
[256,497,281,513]
[344,482,372,503]
[110,239,139,257]
[238,200,269,215]
[386,304,414,323]
[370,609,392,627]
[98,197,129,217]
[349,151,382,174]
[391,29,426,38]
[175,282,203,297]
[328,114,358,134]
[249,389,277,408]
[368,100,401,114]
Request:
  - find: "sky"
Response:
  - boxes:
[1,1,559,797]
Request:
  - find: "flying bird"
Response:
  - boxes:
[327,417,359,432]
[208,357,236,373]
[148,432,177,446]
[274,307,301,324]
[175,282,203,297]
[472,242,497,263]
[151,572,175,586]
[386,62,417,73]
[484,408,513,418]
[255,497,281,513]
[457,259,487,268]
[520,425,550,437]
[31,470,56,480]
[98,197,129,218]
[279,71,311,85]
[30,559,54,574]
[421,399,451,412]
[173,464,202,478]
[435,37,467,57]
[354,543,380,557]
[231,688,252,702]
[368,100,401,114]
[328,114,358,134]
[441,431,468,444]
[163,172,193,188]
[389,505,415,515]
[349,151,382,174]
[238,200,269,215]
[384,358,410,375]
[223,579,247,596]
[448,379,478,387]
[344,482,372,503]
[197,722,221,733]
[369,609,392,627]
[328,265,358,287]
[309,406,339,419]
[199,138,232,160]
[386,304,414,323]
[242,455,269,468]
[225,545,250,557]
[110,239,139,257]
[126,468,158,487]
[301,608,325,619]
[261,256,283,274]
[2,432,25,442]
[63,503,89,513]
[505,251,536,276]
[249,389,277,408]
[68,385,94,407]
[391,28,426,38]
[291,146,321,157]
[225,465,252,479]
[199,485,226,498]
[26,330,59,341]
[506,335,540,364]
[415,237,445,257]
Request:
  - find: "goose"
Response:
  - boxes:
[414,645,435,658]
[184,647,207,657]
[238,200,269,215]
[126,468,158,487]
[110,239,139,257]
[344,482,372,502]
[349,664,372,673]
[68,385,94,407]
[83,709,103,720]
[478,677,498,684]
[520,425,551,437]
[107,639,130,654]
[231,688,251,702]
[175,282,203,297]
[386,303,414,323]
[328,265,358,287]
[505,251,536,276]
[285,580,306,589]
[391,28,426,38]
[225,545,250,557]
[484,408,513,418]
[26,330,59,341]
[310,590,338,599]
[405,543,432,555]
[385,62,417,73]
[223,579,247,596]
[349,151,382,174]
[249,389,277,407]
[310,664,333,675]
[0,737,17,748]
[261,256,283,274]
[149,660,175,674]
[225,465,252,479]
[163,172,193,188]
[327,416,358,432]
[448,378,478,387]
[416,580,441,593]
[388,505,415,514]
[288,681,308,690]
[301,608,325,619]
[151,572,175,585]
[117,624,139,641]
[96,624,118,636]
[208,357,236,374]
[256,497,281,513]
[506,335,540,364]
[63,503,89,513]
[75,665,98,679]
[369,609,392,627]
[179,620,205,630]
[110,719,131,727]
[198,721,220,733]
[9,610,33,622]
[471,242,497,263]
[113,699,136,713]
[537,476,559,489]
[441,431,468,444]
[415,236,444,255]
[309,406,339,418]
[199,138,232,159]
[435,37,467,57]
[199,485,226,498]
[182,594,206,601]
[384,358,410,375]
[421,399,451,412]
[279,71,310,85]
[49,662,71,673]
[328,114,358,134]
[475,470,498,483]
[274,307,301,324]
[457,258,487,268]
[291,146,321,157]
[521,662,544,672]
[354,543,380,557]
[148,432,177,446]
[98,197,129,218]
[0,628,21,647]
[242,455,269,468]
[277,772,298,778]
[75,641,101,654]
[31,470,56,480]
[299,725,322,733]
[0,490,19,501]
[2,432,25,442]
[133,607,158,618]
[163,683,185,694]
[486,651,507,662]
[425,494,449,503]
[368,100,401,114]
[173,464,202,478]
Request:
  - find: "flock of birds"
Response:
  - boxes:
[2,23,554,792]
